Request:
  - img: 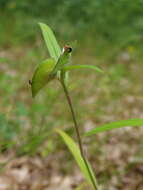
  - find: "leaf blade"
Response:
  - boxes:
[85,118,143,136]
[56,130,98,189]
[39,23,61,61]
[63,64,103,73]
[31,58,56,98]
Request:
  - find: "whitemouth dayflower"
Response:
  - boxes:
[31,23,103,98]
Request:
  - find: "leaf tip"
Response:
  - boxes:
[38,22,47,30]
[38,22,44,27]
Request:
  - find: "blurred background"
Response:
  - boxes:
[0,0,143,189]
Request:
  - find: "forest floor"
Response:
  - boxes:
[0,46,143,190]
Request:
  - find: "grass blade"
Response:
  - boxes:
[85,118,143,136]
[63,65,103,73]
[39,23,61,61]
[56,129,98,189]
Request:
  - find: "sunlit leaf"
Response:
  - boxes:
[56,129,98,189]
[31,58,56,98]
[85,118,143,136]
[39,23,61,61]
[63,64,103,73]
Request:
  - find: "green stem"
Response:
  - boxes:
[60,79,98,190]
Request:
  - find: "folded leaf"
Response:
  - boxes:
[52,48,71,74]
[39,23,61,61]
[63,64,103,73]
[31,59,56,98]
[85,118,143,136]
[56,129,98,189]
[52,47,71,82]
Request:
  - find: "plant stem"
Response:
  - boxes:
[60,80,98,190]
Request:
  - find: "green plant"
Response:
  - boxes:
[30,23,143,189]
[85,119,143,136]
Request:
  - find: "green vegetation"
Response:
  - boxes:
[30,23,143,189]
[31,23,101,189]
[85,119,143,136]
[1,0,143,59]
[0,1,143,189]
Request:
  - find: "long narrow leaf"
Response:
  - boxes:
[85,118,143,136]
[63,65,103,73]
[39,23,61,61]
[56,129,98,189]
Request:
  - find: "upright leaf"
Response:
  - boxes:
[39,23,61,61]
[85,118,143,136]
[57,130,98,190]
[31,58,56,98]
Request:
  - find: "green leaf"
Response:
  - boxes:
[39,23,61,61]
[63,65,103,73]
[56,129,98,189]
[31,58,56,98]
[85,118,143,136]
[52,49,71,74]
[52,48,71,82]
